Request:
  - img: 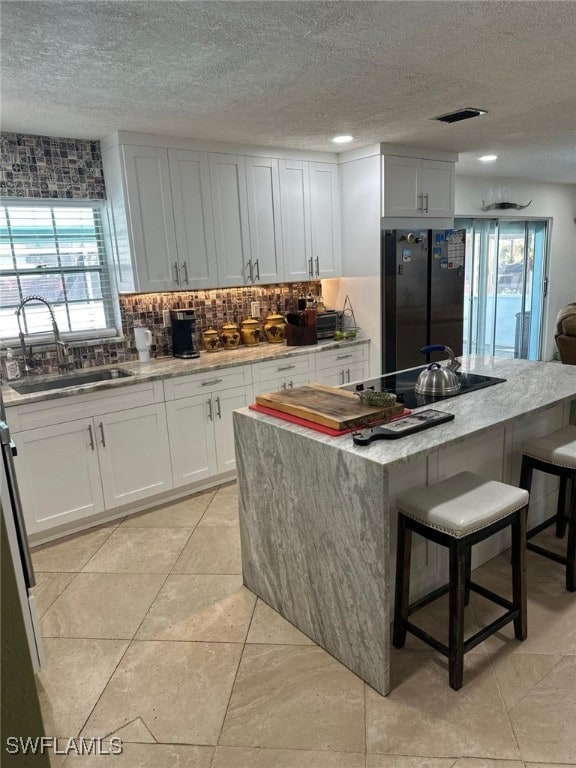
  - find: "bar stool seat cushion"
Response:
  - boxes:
[522,426,576,469]
[397,471,529,538]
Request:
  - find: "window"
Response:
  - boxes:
[458,217,548,360]
[0,202,118,342]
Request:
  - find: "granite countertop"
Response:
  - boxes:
[2,338,368,407]
[236,355,576,468]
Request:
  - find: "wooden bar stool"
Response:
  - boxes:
[393,471,529,690]
[519,426,576,592]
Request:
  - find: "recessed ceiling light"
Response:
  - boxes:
[332,135,353,144]
[479,155,498,162]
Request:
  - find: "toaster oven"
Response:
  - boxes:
[315,310,343,339]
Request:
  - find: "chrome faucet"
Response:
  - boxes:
[15,295,70,373]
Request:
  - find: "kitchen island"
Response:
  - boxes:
[233,356,576,695]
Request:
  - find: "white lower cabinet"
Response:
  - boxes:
[314,346,368,387]
[96,404,172,510]
[315,362,367,387]
[13,399,173,534]
[167,395,217,487]
[252,354,313,398]
[14,419,105,535]
[212,388,249,474]
[164,365,252,485]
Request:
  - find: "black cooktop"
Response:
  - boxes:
[343,367,506,410]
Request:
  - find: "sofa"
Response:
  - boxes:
[555,302,576,364]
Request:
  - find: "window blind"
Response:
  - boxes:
[0,201,118,342]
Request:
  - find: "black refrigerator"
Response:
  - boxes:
[382,228,466,373]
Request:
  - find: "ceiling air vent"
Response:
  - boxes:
[433,108,487,124]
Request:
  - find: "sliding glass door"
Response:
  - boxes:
[459,218,548,360]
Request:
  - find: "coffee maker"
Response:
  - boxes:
[171,309,200,359]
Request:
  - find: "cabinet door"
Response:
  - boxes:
[168,149,219,289]
[421,160,454,217]
[165,396,218,487]
[209,153,251,286]
[245,156,283,284]
[13,420,104,535]
[382,155,421,217]
[342,361,367,386]
[279,160,313,281]
[97,404,172,510]
[122,145,178,291]
[309,162,341,278]
[314,366,347,388]
[212,388,249,475]
[252,375,283,399]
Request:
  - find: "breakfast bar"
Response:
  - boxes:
[233,356,576,695]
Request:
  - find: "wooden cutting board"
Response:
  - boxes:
[256,383,403,431]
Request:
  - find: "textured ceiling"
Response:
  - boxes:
[2,1,575,183]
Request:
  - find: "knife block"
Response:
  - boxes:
[286,324,318,346]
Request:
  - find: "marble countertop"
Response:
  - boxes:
[2,338,368,408]
[236,355,576,468]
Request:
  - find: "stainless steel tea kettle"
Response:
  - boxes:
[415,344,461,396]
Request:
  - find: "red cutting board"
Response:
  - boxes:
[249,402,412,436]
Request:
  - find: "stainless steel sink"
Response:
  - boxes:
[10,368,134,395]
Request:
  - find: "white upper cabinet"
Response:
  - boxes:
[309,162,341,278]
[382,155,455,218]
[420,160,454,217]
[122,145,179,291]
[208,153,252,286]
[382,156,421,217]
[245,156,283,284]
[168,149,219,289]
[280,159,340,280]
[279,159,313,281]
[102,132,343,290]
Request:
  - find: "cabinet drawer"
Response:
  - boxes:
[13,381,164,432]
[315,345,367,372]
[252,354,312,384]
[163,365,252,401]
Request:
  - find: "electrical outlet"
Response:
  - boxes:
[163,309,171,328]
[251,301,260,318]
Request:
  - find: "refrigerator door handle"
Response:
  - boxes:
[1,424,36,589]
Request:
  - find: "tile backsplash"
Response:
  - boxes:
[0,132,105,199]
[2,283,322,376]
[120,283,321,358]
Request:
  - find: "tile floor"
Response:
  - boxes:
[31,483,575,768]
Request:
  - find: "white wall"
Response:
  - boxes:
[455,176,576,360]
[323,152,382,377]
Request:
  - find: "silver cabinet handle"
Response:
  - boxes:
[254,259,260,281]
[201,378,223,387]
[336,353,353,360]
[281,382,286,390]
[247,260,254,282]
[424,192,429,213]
[87,423,95,451]
[277,364,296,371]
[173,262,180,285]
[181,262,189,284]
[340,369,345,385]
[315,257,320,277]
[99,422,106,448]
[207,398,213,421]
[215,396,222,419]
[288,380,293,389]
[417,193,423,212]
[346,368,351,383]
[308,257,314,278]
